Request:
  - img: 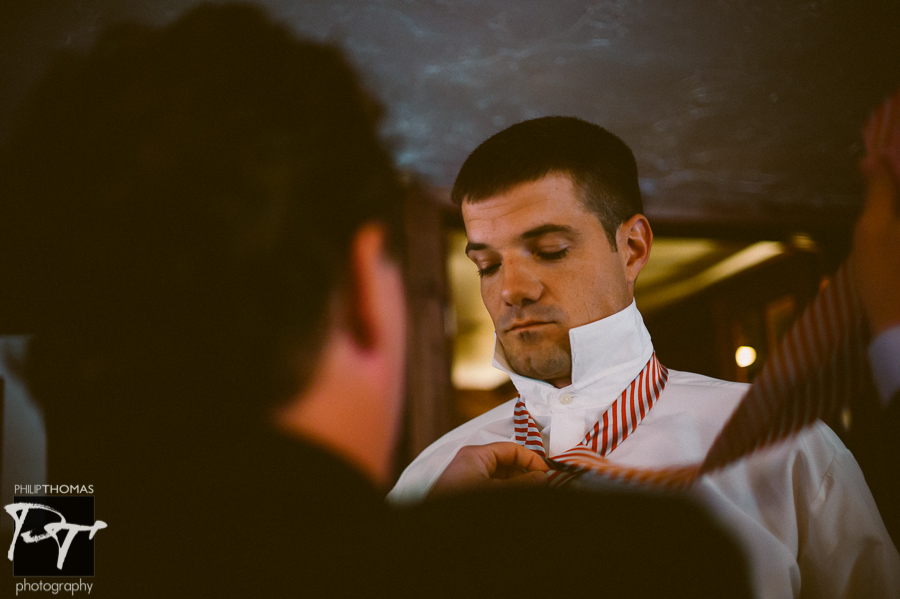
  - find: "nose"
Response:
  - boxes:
[500,257,543,307]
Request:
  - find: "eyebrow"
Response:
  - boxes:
[465,223,576,254]
[521,223,575,241]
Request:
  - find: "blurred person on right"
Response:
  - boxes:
[854,88,900,410]
[853,88,900,549]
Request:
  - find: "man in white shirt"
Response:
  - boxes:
[390,116,900,598]
[0,10,753,596]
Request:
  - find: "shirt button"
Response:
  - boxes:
[559,393,573,405]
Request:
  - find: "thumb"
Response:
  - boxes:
[485,469,549,490]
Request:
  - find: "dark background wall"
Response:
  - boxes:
[2,0,899,229]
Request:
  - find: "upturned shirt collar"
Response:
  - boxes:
[492,300,653,415]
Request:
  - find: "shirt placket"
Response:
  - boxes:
[546,390,586,457]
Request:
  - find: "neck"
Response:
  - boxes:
[497,301,653,398]
[546,374,572,389]
[274,331,402,489]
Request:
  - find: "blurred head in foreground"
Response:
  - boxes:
[0,4,408,487]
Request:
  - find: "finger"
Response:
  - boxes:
[863,90,900,155]
[484,470,548,489]
[885,93,900,184]
[875,92,899,149]
[864,94,889,151]
[491,466,517,479]
[862,109,887,176]
[864,105,883,154]
[481,442,551,473]
[859,147,900,226]
[862,97,900,184]
[885,90,900,143]
[492,464,547,480]
[877,95,895,148]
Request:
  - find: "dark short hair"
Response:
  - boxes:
[0,4,404,418]
[451,116,643,247]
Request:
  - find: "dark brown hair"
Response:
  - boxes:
[452,116,642,247]
[0,4,404,421]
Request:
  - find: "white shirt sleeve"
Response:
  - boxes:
[795,424,900,598]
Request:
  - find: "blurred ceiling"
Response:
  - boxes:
[1,2,885,384]
[0,0,900,227]
[1,1,899,229]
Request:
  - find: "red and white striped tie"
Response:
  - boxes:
[510,261,869,490]
[509,93,895,489]
[691,90,897,479]
[696,91,898,475]
[698,260,869,475]
[513,352,670,487]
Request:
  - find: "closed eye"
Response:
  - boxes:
[477,263,500,278]
[536,248,568,261]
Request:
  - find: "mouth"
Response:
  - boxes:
[506,321,552,333]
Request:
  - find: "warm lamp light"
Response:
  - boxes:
[735,346,757,368]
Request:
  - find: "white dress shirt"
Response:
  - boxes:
[389,301,900,598]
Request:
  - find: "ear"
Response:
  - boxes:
[616,214,653,287]
[273,223,406,487]
[346,223,406,354]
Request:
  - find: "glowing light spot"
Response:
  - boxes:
[735,346,757,368]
